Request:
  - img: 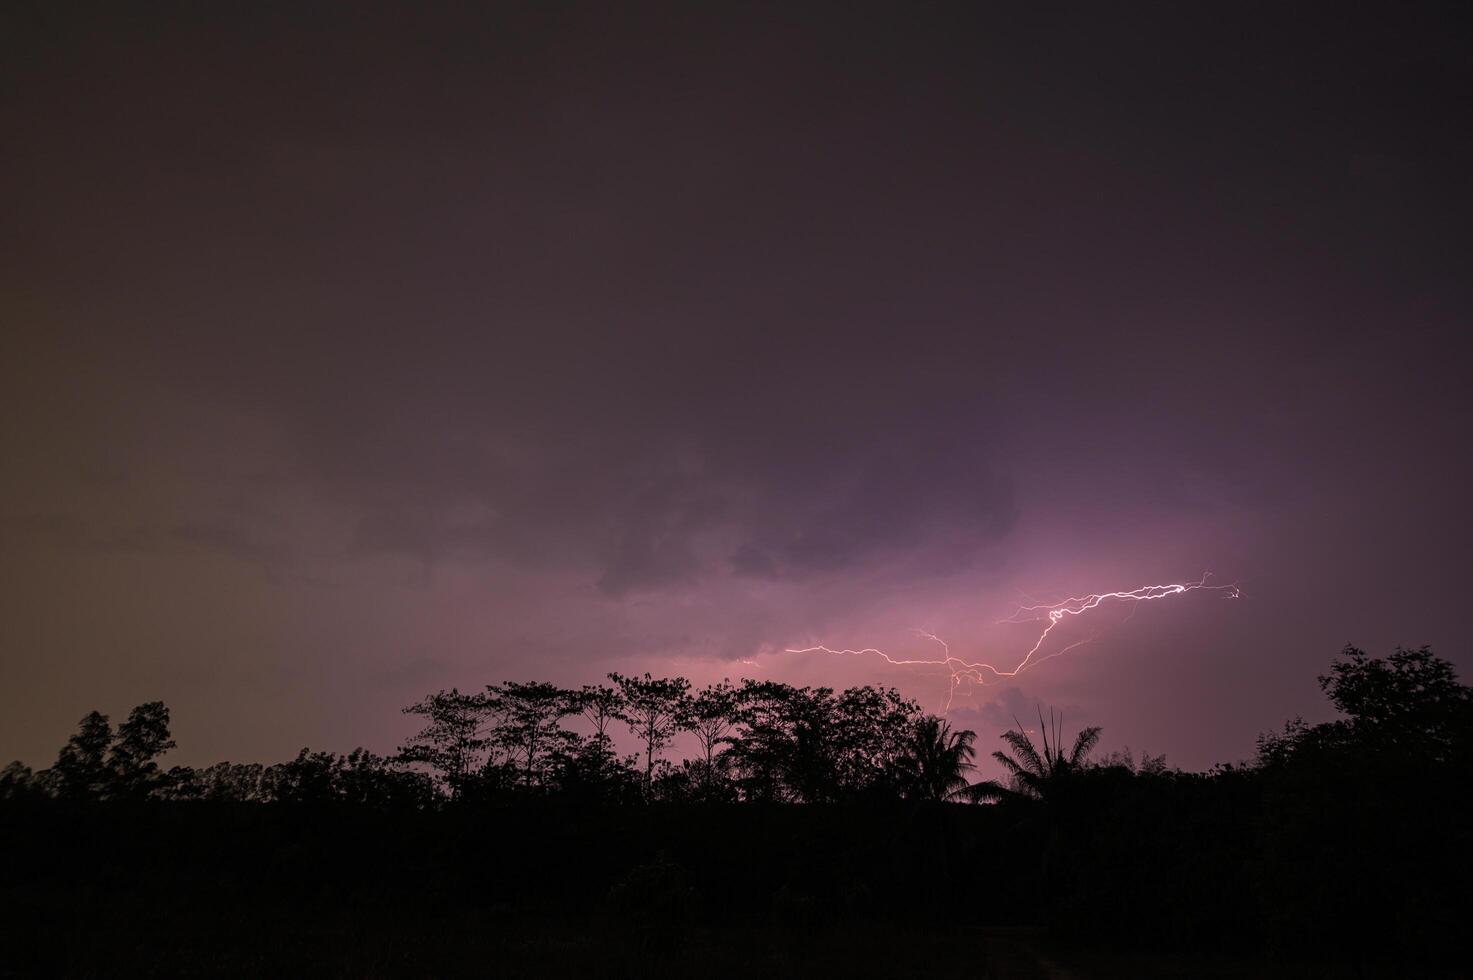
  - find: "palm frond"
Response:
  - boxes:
[999,729,1045,777]
[1069,725,1102,767]
[990,750,1024,778]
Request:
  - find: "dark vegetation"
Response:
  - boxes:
[2,646,1469,977]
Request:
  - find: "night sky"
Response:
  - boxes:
[4,3,1470,773]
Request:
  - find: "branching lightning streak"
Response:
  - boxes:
[785,574,1239,712]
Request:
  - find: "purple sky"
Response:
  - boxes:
[4,5,1470,774]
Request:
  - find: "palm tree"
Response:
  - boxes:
[898,715,979,801]
[969,707,1100,803]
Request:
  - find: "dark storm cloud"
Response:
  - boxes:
[331,403,1018,594]
[595,472,728,594]
[729,544,779,580]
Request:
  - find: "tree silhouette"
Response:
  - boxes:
[52,710,114,799]
[184,761,267,802]
[1319,644,1471,760]
[972,708,1101,802]
[487,682,578,790]
[727,680,835,802]
[687,680,738,795]
[108,701,176,798]
[1247,645,1473,959]
[574,683,625,748]
[896,715,978,802]
[265,748,340,803]
[609,672,691,797]
[726,681,922,802]
[37,702,178,800]
[1257,645,1473,770]
[829,685,920,796]
[0,761,35,800]
[398,688,490,800]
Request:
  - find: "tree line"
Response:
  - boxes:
[1,674,990,807]
[3,644,1470,966]
[5,646,1468,815]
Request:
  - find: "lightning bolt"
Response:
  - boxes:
[785,573,1239,711]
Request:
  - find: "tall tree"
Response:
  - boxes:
[550,684,636,799]
[830,685,921,795]
[574,683,626,750]
[726,680,842,802]
[609,672,690,797]
[52,710,114,799]
[487,682,578,790]
[107,701,176,798]
[687,680,739,794]
[727,681,921,802]
[726,680,801,801]
[399,688,491,800]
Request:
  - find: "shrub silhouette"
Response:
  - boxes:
[607,852,702,937]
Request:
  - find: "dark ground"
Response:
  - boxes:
[2,800,1460,978]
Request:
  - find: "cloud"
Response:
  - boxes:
[239,356,1025,598]
[596,475,729,595]
[949,686,1088,737]
[729,543,778,579]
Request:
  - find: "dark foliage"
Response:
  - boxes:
[2,645,1469,974]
